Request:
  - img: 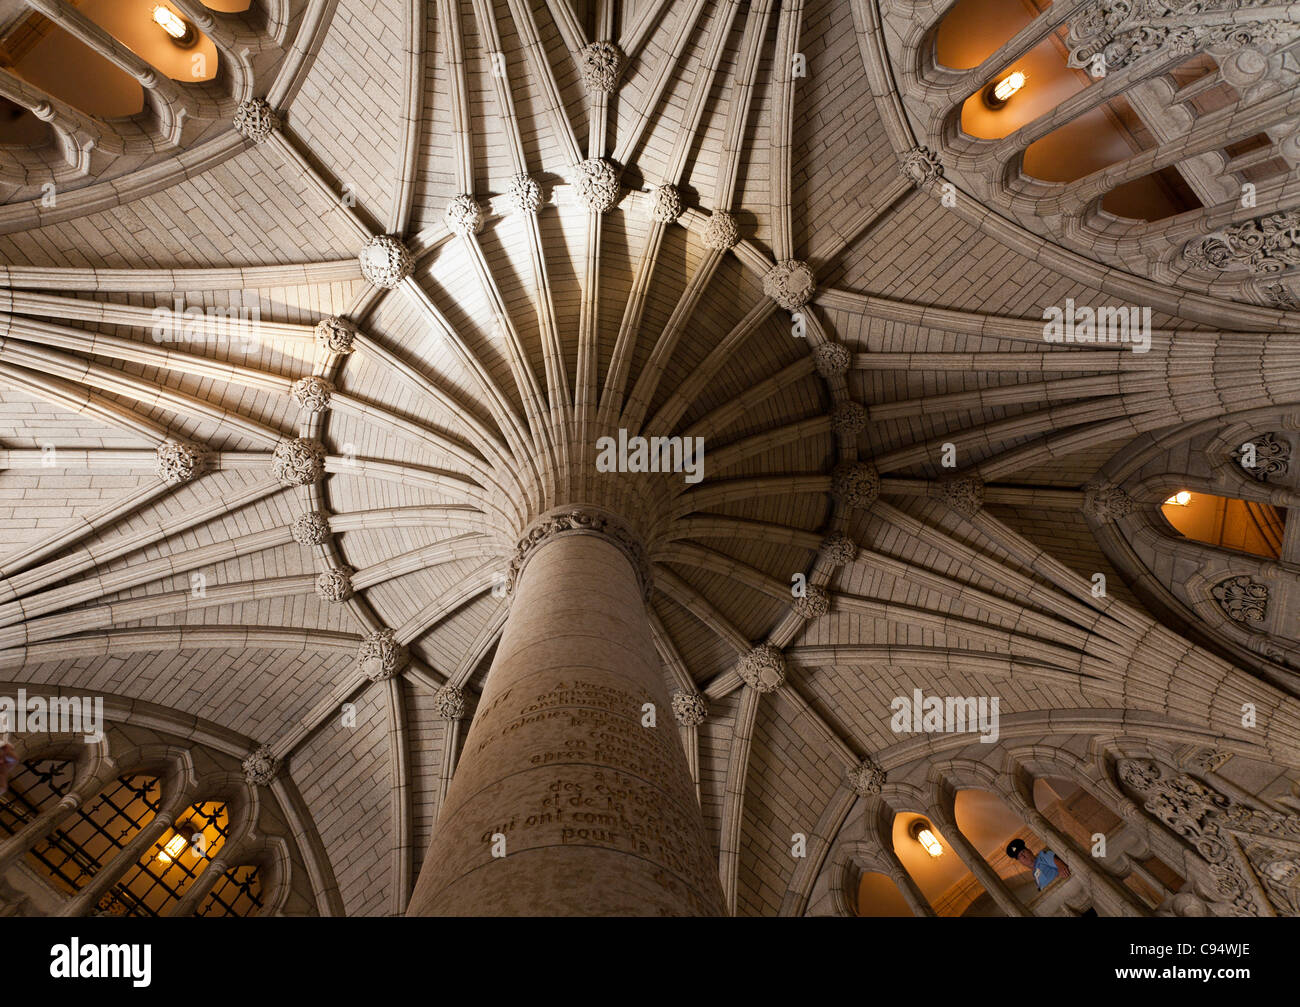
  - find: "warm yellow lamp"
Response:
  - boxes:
[910,819,943,858]
[1164,490,1192,506]
[151,6,195,46]
[157,822,198,863]
[984,71,1027,109]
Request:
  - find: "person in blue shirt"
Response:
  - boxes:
[1006,837,1071,889]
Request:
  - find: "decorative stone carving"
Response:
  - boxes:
[792,585,830,620]
[358,627,408,681]
[358,235,413,288]
[315,315,357,354]
[507,173,542,214]
[242,746,279,786]
[899,145,943,185]
[846,757,886,797]
[291,375,333,413]
[1212,575,1269,624]
[671,689,708,726]
[233,98,278,142]
[433,684,466,720]
[937,475,984,516]
[578,40,625,92]
[831,461,880,509]
[1116,758,1300,916]
[271,438,326,486]
[813,342,851,378]
[819,532,858,567]
[1082,480,1137,522]
[1156,891,1211,917]
[1065,0,1299,74]
[830,401,867,438]
[1189,748,1234,775]
[1184,210,1300,276]
[763,259,816,311]
[1232,432,1290,481]
[155,439,206,485]
[703,211,739,250]
[444,194,483,236]
[736,643,786,693]
[316,566,354,603]
[1260,281,1300,311]
[507,509,652,601]
[291,510,331,546]
[648,184,682,223]
[572,158,621,213]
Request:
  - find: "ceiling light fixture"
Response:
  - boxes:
[157,822,198,863]
[152,5,196,46]
[909,819,943,858]
[983,71,1027,109]
[1164,490,1192,506]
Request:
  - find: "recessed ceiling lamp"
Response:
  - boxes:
[1164,490,1192,506]
[983,71,1027,109]
[157,822,199,863]
[152,5,196,47]
[909,819,943,858]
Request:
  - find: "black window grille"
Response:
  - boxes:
[195,864,263,917]
[102,801,230,917]
[21,772,162,895]
[0,758,75,836]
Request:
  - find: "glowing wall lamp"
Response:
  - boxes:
[910,819,944,858]
[157,822,199,863]
[152,5,196,46]
[983,71,1027,109]
[1164,490,1192,507]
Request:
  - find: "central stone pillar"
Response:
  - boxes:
[407,519,726,916]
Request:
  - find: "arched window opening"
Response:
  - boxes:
[952,788,1042,911]
[96,800,229,917]
[856,870,913,917]
[1033,776,1181,909]
[27,774,161,895]
[0,758,76,834]
[892,811,993,916]
[1100,166,1203,222]
[81,1,219,84]
[2,13,144,118]
[960,34,1088,142]
[935,0,1052,72]
[1160,491,1285,559]
[195,863,262,917]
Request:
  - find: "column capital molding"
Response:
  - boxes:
[506,508,652,601]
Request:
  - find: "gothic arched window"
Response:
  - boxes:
[28,774,162,895]
[96,800,230,917]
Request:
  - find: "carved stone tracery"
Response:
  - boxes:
[1066,0,1299,75]
[1232,431,1291,481]
[1184,210,1300,276]
[1118,758,1300,916]
[1211,575,1270,624]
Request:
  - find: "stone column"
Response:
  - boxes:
[407,522,725,916]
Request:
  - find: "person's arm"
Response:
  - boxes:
[1052,853,1071,879]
